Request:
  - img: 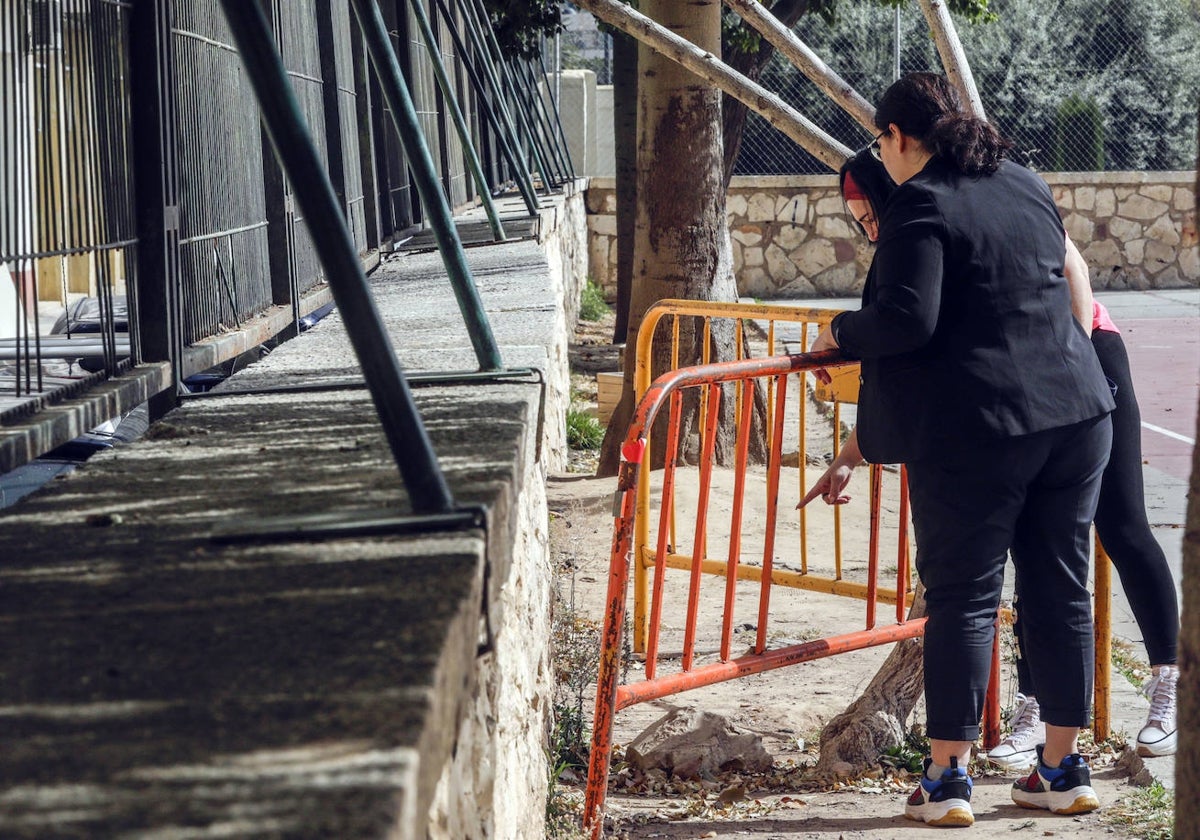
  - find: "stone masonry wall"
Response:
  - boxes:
[585,172,1198,299]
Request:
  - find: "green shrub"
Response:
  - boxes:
[1054,95,1105,171]
[566,409,603,450]
[578,280,610,322]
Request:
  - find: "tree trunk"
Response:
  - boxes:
[917,0,986,120]
[1174,123,1199,837]
[612,30,637,343]
[596,0,752,477]
[814,586,927,775]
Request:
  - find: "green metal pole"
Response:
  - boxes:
[429,0,538,213]
[217,0,457,514]
[405,0,507,241]
[460,0,557,191]
[350,0,504,371]
[517,56,570,182]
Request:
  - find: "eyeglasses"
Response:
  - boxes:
[869,129,887,161]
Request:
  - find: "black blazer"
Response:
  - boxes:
[831,158,1114,465]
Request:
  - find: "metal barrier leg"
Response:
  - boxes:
[1094,536,1112,741]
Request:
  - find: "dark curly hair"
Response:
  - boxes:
[874,72,1012,176]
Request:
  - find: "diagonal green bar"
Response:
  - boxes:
[460,0,557,191]
[405,0,506,241]
[517,56,570,182]
[217,0,456,514]
[430,0,539,214]
[351,0,504,371]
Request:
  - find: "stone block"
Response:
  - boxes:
[738,266,771,297]
[816,215,853,239]
[1141,184,1173,203]
[1094,189,1116,218]
[1179,243,1200,279]
[1182,213,1197,249]
[1116,187,1136,200]
[1053,186,1074,210]
[765,242,798,283]
[780,275,818,296]
[626,708,774,779]
[1123,239,1145,266]
[815,195,844,216]
[1076,186,1096,211]
[781,194,807,224]
[1119,194,1169,221]
[743,245,764,268]
[775,223,806,251]
[1063,213,1094,242]
[813,262,858,294]
[1082,238,1122,269]
[731,225,763,246]
[1175,188,1195,212]
[726,193,748,217]
[747,192,776,222]
[1108,216,1142,241]
[792,238,837,277]
[1145,215,1180,248]
[1144,239,1174,269]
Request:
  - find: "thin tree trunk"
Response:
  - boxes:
[723,0,875,132]
[721,0,813,185]
[612,30,637,343]
[815,586,927,774]
[917,0,986,119]
[1174,122,1199,836]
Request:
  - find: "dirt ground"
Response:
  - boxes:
[550,314,1151,839]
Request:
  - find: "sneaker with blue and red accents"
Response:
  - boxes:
[904,756,974,827]
[1010,745,1100,815]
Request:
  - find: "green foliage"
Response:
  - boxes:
[1102,780,1174,840]
[739,0,1200,174]
[878,727,930,773]
[566,409,604,450]
[578,279,610,322]
[1054,95,1105,171]
[483,0,561,59]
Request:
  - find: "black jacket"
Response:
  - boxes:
[831,158,1114,464]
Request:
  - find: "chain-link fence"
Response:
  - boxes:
[559,0,1200,175]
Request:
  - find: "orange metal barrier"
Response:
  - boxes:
[584,349,934,836]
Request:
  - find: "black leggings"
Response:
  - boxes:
[1014,329,1179,694]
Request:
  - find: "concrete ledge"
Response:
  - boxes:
[0,188,586,837]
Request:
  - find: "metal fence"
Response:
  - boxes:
[559,0,1200,175]
[0,0,539,467]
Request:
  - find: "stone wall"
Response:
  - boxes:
[585,172,1198,298]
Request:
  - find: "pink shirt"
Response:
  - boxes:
[1093,301,1120,334]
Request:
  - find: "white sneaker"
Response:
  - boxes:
[987,693,1045,771]
[1137,666,1178,757]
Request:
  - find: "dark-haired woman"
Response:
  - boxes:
[829,147,1181,774]
[806,73,1114,827]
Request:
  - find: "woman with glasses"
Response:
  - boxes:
[803,72,1115,827]
[826,104,1180,782]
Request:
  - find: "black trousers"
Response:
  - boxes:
[1013,330,1179,693]
[907,414,1112,741]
